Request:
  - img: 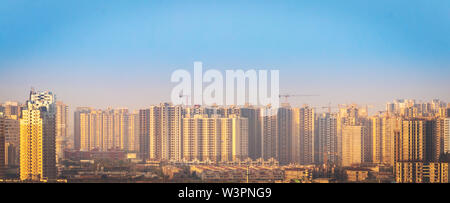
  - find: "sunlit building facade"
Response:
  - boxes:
[0,116,20,167]
[444,118,450,154]
[0,116,5,178]
[182,114,248,162]
[341,125,366,167]
[139,103,183,161]
[292,106,315,165]
[74,108,136,152]
[381,117,401,166]
[20,90,57,181]
[55,101,68,163]
[128,112,139,152]
[395,119,428,163]
[315,112,338,165]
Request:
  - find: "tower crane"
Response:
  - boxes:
[278,94,319,103]
[319,103,340,113]
[179,93,190,106]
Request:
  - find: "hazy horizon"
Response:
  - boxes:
[1,0,449,113]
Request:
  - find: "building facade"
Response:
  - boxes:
[260,107,277,161]
[139,103,183,161]
[20,90,57,181]
[55,101,68,163]
[396,162,449,183]
[182,114,248,162]
[341,125,366,167]
[315,113,338,165]
[277,106,292,165]
[74,108,137,152]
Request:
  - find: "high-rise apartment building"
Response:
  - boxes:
[381,117,401,166]
[74,107,91,151]
[292,108,300,164]
[236,107,261,160]
[338,104,360,126]
[0,115,20,167]
[436,118,450,159]
[277,105,292,165]
[370,116,383,164]
[20,90,57,181]
[395,119,428,162]
[444,118,450,154]
[182,114,248,162]
[341,125,367,167]
[315,113,338,165]
[337,104,361,166]
[128,112,139,152]
[101,109,114,150]
[387,99,447,117]
[0,116,5,178]
[76,108,99,151]
[140,103,182,161]
[55,101,68,163]
[112,108,129,150]
[260,107,277,161]
[1,101,22,167]
[0,101,22,120]
[370,115,402,166]
[139,108,150,160]
[74,108,136,152]
[292,106,315,165]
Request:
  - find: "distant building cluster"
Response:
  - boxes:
[188,165,284,183]
[64,150,126,161]
[1,90,450,183]
[73,107,139,152]
[0,90,68,181]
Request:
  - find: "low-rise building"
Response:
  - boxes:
[395,162,449,183]
[283,168,312,183]
[345,169,370,182]
[189,165,283,183]
[64,150,126,161]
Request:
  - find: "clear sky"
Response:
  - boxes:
[1,0,449,112]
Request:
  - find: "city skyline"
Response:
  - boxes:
[2,88,450,183]
[1,1,450,186]
[1,93,449,136]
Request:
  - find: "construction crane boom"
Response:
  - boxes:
[279,94,319,103]
[179,93,190,106]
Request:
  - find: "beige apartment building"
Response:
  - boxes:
[260,107,277,161]
[139,103,183,161]
[396,119,427,162]
[0,116,5,178]
[315,112,338,165]
[182,114,248,162]
[342,125,366,167]
[74,108,138,152]
[0,115,19,167]
[292,106,315,165]
[55,101,68,163]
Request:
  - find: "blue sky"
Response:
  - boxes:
[0,0,449,111]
